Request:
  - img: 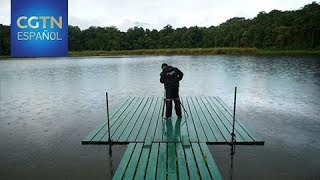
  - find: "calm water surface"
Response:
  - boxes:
[0,55,319,179]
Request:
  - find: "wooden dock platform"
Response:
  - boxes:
[113,142,222,180]
[82,96,264,145]
[82,96,264,179]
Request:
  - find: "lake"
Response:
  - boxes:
[0,55,319,179]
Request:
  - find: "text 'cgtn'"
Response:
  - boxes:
[17,16,62,29]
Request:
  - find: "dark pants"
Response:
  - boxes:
[165,87,182,117]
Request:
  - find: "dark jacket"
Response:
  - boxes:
[160,66,183,89]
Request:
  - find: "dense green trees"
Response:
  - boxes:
[0,2,319,55]
[0,24,10,55]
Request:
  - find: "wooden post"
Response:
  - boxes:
[231,87,237,144]
[161,90,165,118]
[106,92,111,142]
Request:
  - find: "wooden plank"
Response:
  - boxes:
[181,136,190,148]
[186,97,207,142]
[123,143,144,180]
[134,144,151,180]
[145,97,162,142]
[82,122,107,143]
[210,97,252,141]
[126,97,154,142]
[143,137,152,148]
[191,97,217,142]
[164,118,174,142]
[156,143,167,180]
[199,143,223,180]
[199,97,232,141]
[173,118,182,142]
[205,97,245,142]
[99,97,142,142]
[214,96,263,142]
[176,143,189,180]
[184,143,200,180]
[82,97,134,142]
[154,99,165,142]
[181,97,198,142]
[145,143,159,180]
[179,98,190,144]
[107,97,145,141]
[113,143,136,180]
[118,97,149,141]
[196,97,226,142]
[136,97,159,142]
[191,143,212,180]
[167,143,177,180]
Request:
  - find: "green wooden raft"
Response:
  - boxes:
[113,142,222,180]
[82,96,264,179]
[82,96,264,145]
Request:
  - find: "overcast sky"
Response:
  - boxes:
[0,0,315,31]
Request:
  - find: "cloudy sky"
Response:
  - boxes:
[0,0,315,31]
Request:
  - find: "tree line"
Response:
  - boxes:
[1,2,319,55]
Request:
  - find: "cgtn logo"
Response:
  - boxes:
[16,16,63,41]
[11,0,68,57]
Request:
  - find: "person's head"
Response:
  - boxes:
[161,63,168,70]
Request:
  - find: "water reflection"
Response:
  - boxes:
[164,118,182,142]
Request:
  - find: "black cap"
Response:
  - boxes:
[161,63,168,68]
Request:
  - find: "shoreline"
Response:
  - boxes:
[1,48,320,58]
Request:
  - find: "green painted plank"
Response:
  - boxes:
[118,97,149,141]
[205,97,245,142]
[144,97,162,142]
[191,97,217,142]
[199,97,233,141]
[168,143,177,180]
[154,99,165,142]
[210,97,252,141]
[136,97,159,142]
[145,143,159,180]
[179,98,189,140]
[82,122,107,143]
[126,97,154,142]
[164,118,174,142]
[143,137,152,148]
[214,96,263,142]
[123,143,144,180]
[134,144,151,180]
[181,136,190,148]
[82,97,134,142]
[191,143,212,180]
[176,143,189,180]
[106,97,144,141]
[184,143,200,180]
[196,97,226,142]
[113,143,136,180]
[181,97,198,142]
[173,118,182,142]
[199,143,223,180]
[98,97,142,142]
[186,97,208,142]
[156,143,167,180]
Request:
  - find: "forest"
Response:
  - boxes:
[0,2,319,55]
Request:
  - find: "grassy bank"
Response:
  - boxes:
[1,48,319,58]
[257,49,320,55]
[69,48,258,56]
[69,48,320,56]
